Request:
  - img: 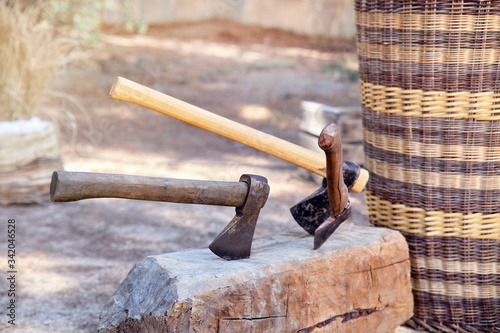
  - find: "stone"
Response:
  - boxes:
[98,223,413,332]
[299,101,363,144]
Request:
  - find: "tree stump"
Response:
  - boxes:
[98,223,413,332]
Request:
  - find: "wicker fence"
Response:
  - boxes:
[355,1,499,331]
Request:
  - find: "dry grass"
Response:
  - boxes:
[0,2,72,121]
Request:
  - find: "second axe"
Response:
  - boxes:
[109,77,369,240]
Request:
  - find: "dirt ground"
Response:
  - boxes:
[1,20,370,332]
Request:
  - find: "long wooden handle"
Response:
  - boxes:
[50,171,248,206]
[109,77,368,192]
[319,124,349,216]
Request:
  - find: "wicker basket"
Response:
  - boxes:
[355,1,500,331]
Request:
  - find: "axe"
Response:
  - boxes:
[109,77,369,240]
[50,171,270,260]
[314,123,351,249]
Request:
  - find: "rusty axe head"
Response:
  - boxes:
[290,123,355,247]
[209,174,270,260]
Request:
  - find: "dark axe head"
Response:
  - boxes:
[209,174,270,260]
[290,123,352,248]
[290,160,359,235]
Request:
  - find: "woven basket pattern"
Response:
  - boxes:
[355,1,500,330]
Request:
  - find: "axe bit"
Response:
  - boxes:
[109,77,369,235]
[50,171,269,260]
[289,161,359,235]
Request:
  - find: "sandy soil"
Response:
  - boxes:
[1,20,369,332]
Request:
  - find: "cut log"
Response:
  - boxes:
[98,223,413,333]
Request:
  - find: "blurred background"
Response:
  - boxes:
[1,1,366,331]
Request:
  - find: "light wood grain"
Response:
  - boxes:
[110,77,368,193]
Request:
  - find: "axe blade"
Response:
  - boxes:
[313,201,351,250]
[289,178,330,235]
[208,212,258,260]
[290,161,364,235]
[209,174,270,260]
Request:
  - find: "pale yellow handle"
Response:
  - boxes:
[109,77,368,193]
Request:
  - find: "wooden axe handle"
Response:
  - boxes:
[110,77,368,193]
[51,171,248,207]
